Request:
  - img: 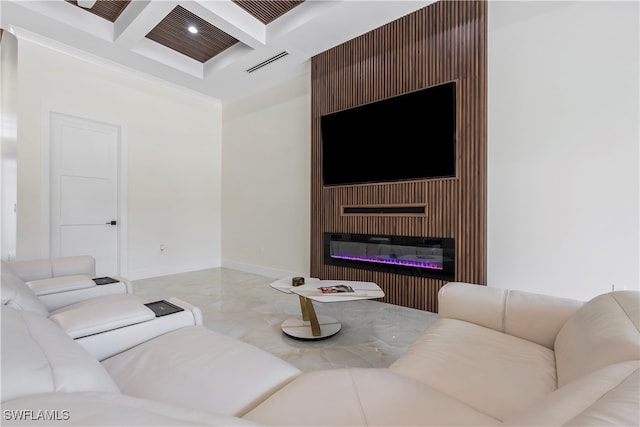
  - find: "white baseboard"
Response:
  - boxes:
[125,260,307,282]
[221,259,307,280]
[125,261,221,281]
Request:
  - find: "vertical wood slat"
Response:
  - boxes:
[310,1,487,312]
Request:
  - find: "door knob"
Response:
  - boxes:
[106,220,117,226]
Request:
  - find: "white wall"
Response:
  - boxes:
[16,39,223,279]
[221,70,311,279]
[487,1,639,300]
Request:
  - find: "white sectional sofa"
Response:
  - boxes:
[1,257,638,426]
[244,283,640,426]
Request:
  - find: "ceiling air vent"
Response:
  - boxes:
[246,51,289,73]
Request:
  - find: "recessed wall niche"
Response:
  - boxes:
[310,0,487,312]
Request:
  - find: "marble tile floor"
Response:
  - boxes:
[133,268,438,372]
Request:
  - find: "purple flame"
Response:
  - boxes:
[331,254,443,270]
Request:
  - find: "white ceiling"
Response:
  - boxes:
[0,0,434,103]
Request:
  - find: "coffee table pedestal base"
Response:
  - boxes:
[281,316,341,340]
[270,277,383,341]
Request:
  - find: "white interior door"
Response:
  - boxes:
[50,113,120,276]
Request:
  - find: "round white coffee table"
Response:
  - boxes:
[270,277,384,340]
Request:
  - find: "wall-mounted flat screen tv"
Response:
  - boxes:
[321,81,456,186]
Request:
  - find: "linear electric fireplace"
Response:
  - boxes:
[324,233,455,280]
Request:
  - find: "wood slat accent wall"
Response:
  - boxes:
[310,1,487,312]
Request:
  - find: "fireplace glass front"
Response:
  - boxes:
[324,233,454,280]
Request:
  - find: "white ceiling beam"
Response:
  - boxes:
[113,1,178,49]
[189,0,265,49]
[130,37,204,78]
[4,0,112,41]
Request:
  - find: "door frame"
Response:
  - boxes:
[40,106,128,275]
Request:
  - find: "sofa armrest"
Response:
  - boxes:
[111,275,135,294]
[8,256,96,282]
[438,282,584,349]
[75,297,204,361]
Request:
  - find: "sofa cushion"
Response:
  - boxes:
[50,255,96,278]
[48,294,155,339]
[502,361,639,426]
[1,262,50,317]
[1,392,258,426]
[6,256,96,282]
[555,291,640,387]
[439,283,583,349]
[26,275,96,296]
[502,289,584,349]
[244,368,500,426]
[101,326,301,417]
[390,318,557,421]
[0,305,119,402]
[563,365,639,427]
[5,258,54,282]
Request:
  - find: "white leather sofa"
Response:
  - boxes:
[244,283,639,426]
[1,257,204,360]
[3,256,132,311]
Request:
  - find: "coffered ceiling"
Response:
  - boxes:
[0,0,433,103]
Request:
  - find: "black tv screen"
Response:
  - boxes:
[321,81,456,186]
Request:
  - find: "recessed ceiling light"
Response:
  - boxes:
[188,26,198,34]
